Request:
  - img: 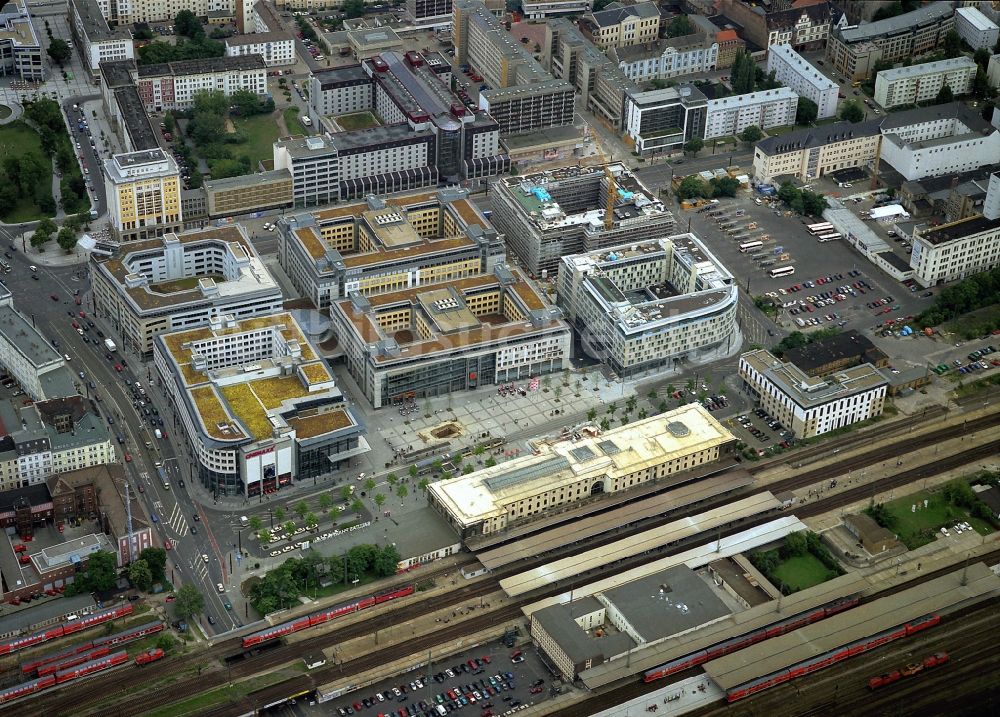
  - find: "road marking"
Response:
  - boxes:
[167,503,189,537]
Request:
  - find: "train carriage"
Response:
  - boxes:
[0,675,57,705]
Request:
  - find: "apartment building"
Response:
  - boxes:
[100,60,160,153]
[910,214,1000,286]
[490,163,676,277]
[155,312,368,498]
[0,0,43,81]
[704,87,798,140]
[104,149,182,242]
[69,0,134,78]
[879,103,1000,181]
[428,404,735,537]
[204,169,294,218]
[579,2,660,51]
[224,31,296,66]
[825,2,955,81]
[955,5,999,50]
[310,64,374,117]
[612,33,719,83]
[874,57,977,109]
[623,84,708,155]
[0,285,75,402]
[719,0,835,52]
[689,15,744,69]
[278,188,503,309]
[90,225,284,358]
[766,44,838,120]
[739,349,888,439]
[479,82,576,137]
[135,55,267,112]
[752,120,882,183]
[557,234,738,378]
[329,265,571,409]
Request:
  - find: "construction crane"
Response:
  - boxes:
[593,145,617,231]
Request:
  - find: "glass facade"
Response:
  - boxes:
[297,435,361,481]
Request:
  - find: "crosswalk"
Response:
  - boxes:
[166,502,189,537]
[189,557,210,581]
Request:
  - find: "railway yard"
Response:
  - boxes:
[0,397,997,717]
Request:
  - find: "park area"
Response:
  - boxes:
[873,486,994,549]
[335,111,380,131]
[749,530,845,595]
[771,554,837,592]
[0,121,54,222]
[227,114,280,170]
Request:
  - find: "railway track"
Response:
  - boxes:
[14,415,1000,717]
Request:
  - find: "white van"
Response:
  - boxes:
[154,428,163,439]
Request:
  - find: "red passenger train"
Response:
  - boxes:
[36,646,112,677]
[54,650,129,684]
[643,597,860,683]
[0,604,134,657]
[725,614,941,702]
[242,585,415,649]
[20,620,161,675]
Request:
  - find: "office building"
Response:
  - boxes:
[135,55,268,112]
[0,397,115,492]
[428,403,736,537]
[739,349,888,439]
[90,225,284,358]
[329,265,570,409]
[579,2,660,51]
[879,103,1000,181]
[557,234,738,378]
[782,329,889,378]
[0,285,76,402]
[405,0,452,24]
[103,149,183,243]
[491,163,675,277]
[310,64,373,117]
[719,0,835,52]
[0,0,42,81]
[766,44,838,120]
[910,214,1000,286]
[623,85,708,156]
[156,312,368,498]
[204,170,293,218]
[100,60,160,153]
[478,82,576,137]
[224,31,296,66]
[69,0,134,78]
[874,57,977,109]
[752,119,882,183]
[521,0,589,19]
[704,88,798,140]
[955,5,999,50]
[612,33,719,83]
[278,188,504,309]
[825,2,955,81]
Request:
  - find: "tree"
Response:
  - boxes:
[230,89,264,117]
[248,515,263,533]
[738,125,763,147]
[396,484,409,501]
[374,493,386,510]
[57,226,77,252]
[174,9,203,39]
[599,418,611,431]
[972,68,993,100]
[318,494,332,513]
[934,84,954,105]
[710,176,740,198]
[155,634,175,652]
[305,512,318,530]
[294,500,309,520]
[163,112,175,133]
[174,584,205,619]
[666,15,692,38]
[31,228,52,247]
[943,29,962,59]
[796,97,818,126]
[463,463,475,475]
[607,402,618,416]
[139,547,167,583]
[783,530,808,558]
[47,38,71,66]
[683,137,703,156]
[79,551,118,592]
[418,477,430,492]
[342,0,365,17]
[340,486,353,502]
[283,521,296,537]
[274,506,286,522]
[587,407,598,422]
[190,111,225,146]
[328,506,341,524]
[408,464,419,479]
[872,1,902,21]
[372,544,401,576]
[675,175,710,200]
[839,100,865,123]
[730,50,757,94]
[974,48,992,69]
[129,559,153,591]
[351,497,364,513]
[485,457,497,468]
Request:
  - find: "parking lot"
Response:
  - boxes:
[729,408,795,457]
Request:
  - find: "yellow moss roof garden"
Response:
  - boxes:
[286,408,354,439]
[218,383,275,441]
[190,386,245,440]
[300,362,332,384]
[247,375,309,409]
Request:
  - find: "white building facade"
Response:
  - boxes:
[910,215,1000,286]
[955,6,999,50]
[704,87,798,139]
[879,105,1000,181]
[614,35,719,82]
[765,43,838,119]
[224,32,296,66]
[874,57,977,109]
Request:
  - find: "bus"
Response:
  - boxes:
[807,222,834,235]
[157,467,169,490]
[769,265,795,278]
[817,232,842,242]
[739,240,763,253]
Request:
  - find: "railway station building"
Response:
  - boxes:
[427,404,736,538]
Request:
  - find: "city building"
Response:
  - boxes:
[405,0,452,24]
[329,265,570,408]
[346,27,406,60]
[879,103,1000,181]
[478,82,576,137]
[155,312,369,498]
[955,5,999,50]
[765,44,838,120]
[623,84,708,156]
[703,87,798,140]
[0,0,42,81]
[782,329,889,377]
[611,33,719,83]
[874,57,977,109]
[689,15,744,69]
[99,60,160,153]
[224,31,296,66]
[843,513,899,555]
[309,64,373,117]
[752,119,882,183]
[428,403,736,537]
[738,349,888,439]
[988,54,1000,90]
[278,188,503,309]
[135,55,268,112]
[490,163,676,277]
[910,214,1000,286]
[103,149,183,243]
[557,234,738,378]
[69,0,134,78]
[90,225,284,358]
[203,169,293,218]
[0,397,114,492]
[825,2,955,81]
[719,0,836,52]
[0,284,76,402]
[520,0,589,20]
[579,2,661,51]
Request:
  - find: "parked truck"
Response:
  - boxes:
[104,338,117,352]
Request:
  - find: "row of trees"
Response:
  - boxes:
[917,267,999,328]
[137,11,225,65]
[749,530,844,595]
[674,174,741,202]
[771,327,840,357]
[25,98,89,215]
[776,181,828,218]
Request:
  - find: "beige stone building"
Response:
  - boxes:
[579,2,661,51]
[752,120,883,184]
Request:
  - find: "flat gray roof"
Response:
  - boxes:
[0,305,62,369]
[836,2,954,44]
[205,168,292,192]
[878,56,977,83]
[137,54,266,78]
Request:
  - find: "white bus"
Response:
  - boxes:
[817,232,842,242]
[739,240,763,253]
[807,222,834,235]
[769,265,795,278]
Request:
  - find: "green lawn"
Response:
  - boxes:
[764,125,800,137]
[232,113,281,167]
[882,490,992,549]
[336,110,379,131]
[0,121,53,222]
[772,554,836,592]
[283,106,308,135]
